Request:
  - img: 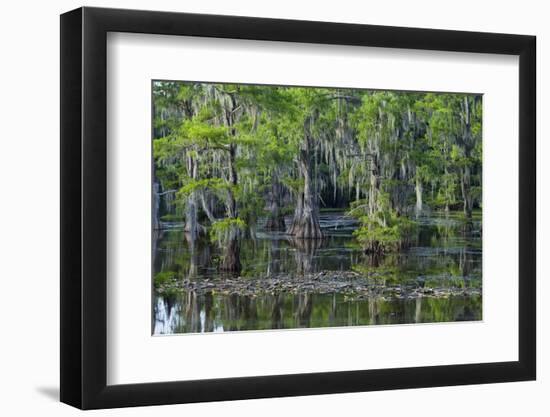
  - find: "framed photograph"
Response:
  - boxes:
[60,6,536,409]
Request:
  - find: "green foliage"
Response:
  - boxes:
[154,271,178,288]
[177,178,231,198]
[180,119,228,144]
[348,194,417,254]
[353,213,417,254]
[209,218,247,242]
[152,80,482,249]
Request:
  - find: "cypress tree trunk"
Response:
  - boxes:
[460,97,474,220]
[220,142,242,273]
[368,155,380,216]
[153,180,161,230]
[185,193,198,240]
[287,132,323,239]
[219,92,243,273]
[265,179,286,231]
[461,164,473,219]
[184,155,200,241]
[227,143,238,219]
[415,175,423,217]
[221,229,241,272]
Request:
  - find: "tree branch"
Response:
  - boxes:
[157,189,177,196]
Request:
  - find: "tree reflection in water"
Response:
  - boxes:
[153,212,482,334]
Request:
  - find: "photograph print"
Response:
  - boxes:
[152,81,482,335]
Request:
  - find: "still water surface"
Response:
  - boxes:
[153,212,482,334]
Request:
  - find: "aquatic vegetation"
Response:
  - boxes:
[348,195,417,254]
[153,271,178,288]
[353,211,416,253]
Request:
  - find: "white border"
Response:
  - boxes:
[107,33,519,385]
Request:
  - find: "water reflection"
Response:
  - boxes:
[154,291,481,334]
[153,212,482,334]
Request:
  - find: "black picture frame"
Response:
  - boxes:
[60,6,536,410]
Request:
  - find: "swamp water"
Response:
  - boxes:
[153,212,482,334]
